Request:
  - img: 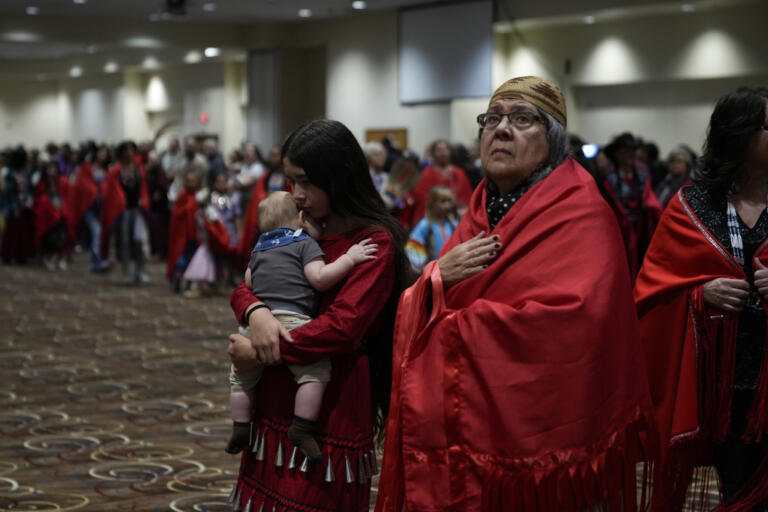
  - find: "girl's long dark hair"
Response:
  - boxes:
[697,86,768,195]
[281,119,408,442]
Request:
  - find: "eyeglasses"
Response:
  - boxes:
[477,111,543,130]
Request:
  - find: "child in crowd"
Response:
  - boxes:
[405,185,459,272]
[211,172,241,286]
[212,172,241,247]
[180,187,217,297]
[226,191,377,458]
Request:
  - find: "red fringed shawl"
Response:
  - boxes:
[377,158,656,512]
[635,188,768,511]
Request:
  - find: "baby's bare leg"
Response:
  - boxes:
[230,390,255,422]
[294,381,327,420]
[288,382,328,462]
[226,390,256,454]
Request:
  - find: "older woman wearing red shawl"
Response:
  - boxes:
[635,86,768,512]
[376,76,656,512]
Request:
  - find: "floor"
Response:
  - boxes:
[1,253,382,512]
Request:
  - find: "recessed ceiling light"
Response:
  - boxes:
[204,47,220,58]
[69,65,83,77]
[583,15,595,24]
[202,2,216,12]
[184,50,202,63]
[352,1,367,9]
[4,30,41,42]
[26,6,39,15]
[682,3,695,12]
[104,61,118,73]
[73,0,86,4]
[142,56,160,69]
[86,45,96,54]
[298,8,312,18]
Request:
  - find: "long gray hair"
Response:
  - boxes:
[538,108,569,171]
[517,108,569,190]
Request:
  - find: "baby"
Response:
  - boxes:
[226,191,377,459]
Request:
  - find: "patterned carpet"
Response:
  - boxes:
[0,253,378,511]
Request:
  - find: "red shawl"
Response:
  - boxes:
[377,158,655,512]
[400,165,474,229]
[71,162,99,225]
[33,176,74,249]
[166,189,198,280]
[99,163,149,258]
[634,188,768,511]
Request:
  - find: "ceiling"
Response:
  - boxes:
[0,0,441,23]
[0,0,758,78]
[0,0,451,77]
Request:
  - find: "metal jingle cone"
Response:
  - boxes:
[258,503,264,512]
[358,453,368,483]
[274,440,284,467]
[370,449,379,475]
[299,454,310,473]
[287,446,299,469]
[344,453,355,483]
[251,427,260,453]
[255,429,266,461]
[272,506,277,512]
[243,498,253,512]
[228,483,238,504]
[324,455,335,482]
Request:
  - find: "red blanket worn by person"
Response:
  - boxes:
[377,158,655,512]
[166,189,199,280]
[400,165,473,229]
[71,162,99,225]
[634,188,768,512]
[33,176,74,249]
[229,228,395,512]
[99,163,149,259]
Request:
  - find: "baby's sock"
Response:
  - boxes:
[287,416,321,462]
[225,421,251,454]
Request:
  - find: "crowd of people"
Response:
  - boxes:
[2,77,767,511]
[1,115,696,292]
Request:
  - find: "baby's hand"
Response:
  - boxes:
[299,210,323,239]
[346,238,378,265]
